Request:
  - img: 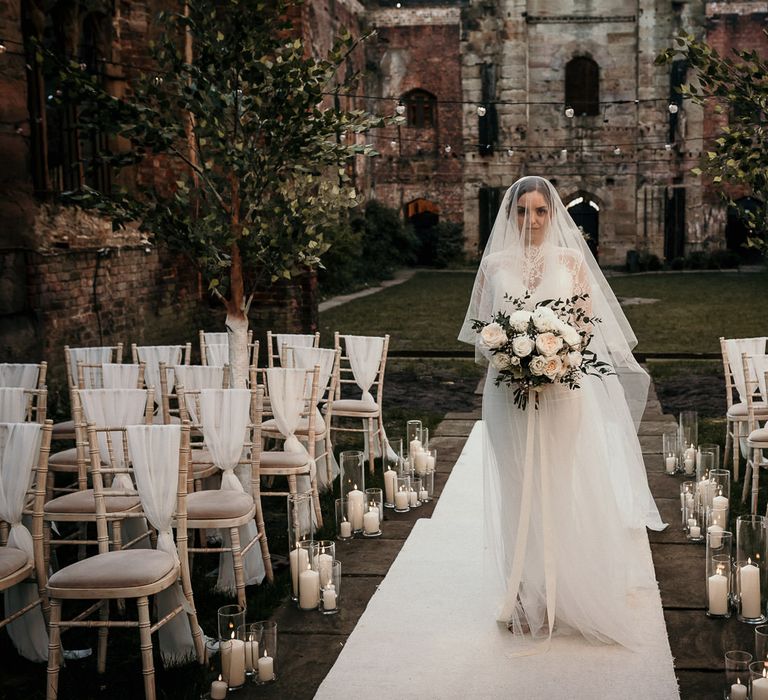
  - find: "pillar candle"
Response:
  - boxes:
[244,636,258,673]
[384,467,397,504]
[394,486,409,510]
[408,488,418,506]
[419,487,428,501]
[713,494,729,521]
[685,443,696,461]
[289,545,309,597]
[707,524,723,549]
[740,560,762,618]
[299,565,320,609]
[665,455,676,474]
[689,525,700,538]
[323,583,337,611]
[684,458,695,475]
[752,675,768,700]
[347,486,365,531]
[730,679,747,700]
[414,451,428,476]
[257,651,274,682]
[340,518,352,538]
[316,551,333,588]
[707,569,728,615]
[426,453,435,470]
[221,634,245,687]
[363,508,379,534]
[211,675,227,700]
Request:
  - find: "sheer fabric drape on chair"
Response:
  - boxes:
[0,364,42,390]
[127,425,199,664]
[1,422,48,662]
[79,364,142,390]
[174,366,227,424]
[199,389,265,592]
[0,388,28,422]
[133,345,186,409]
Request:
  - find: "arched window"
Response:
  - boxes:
[402,89,437,128]
[565,57,599,116]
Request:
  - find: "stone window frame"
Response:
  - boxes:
[564,56,600,117]
[401,88,437,129]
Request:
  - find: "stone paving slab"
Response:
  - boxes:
[647,471,688,500]
[443,411,482,420]
[433,419,477,437]
[676,670,725,699]
[651,543,706,609]
[333,537,416,577]
[647,498,687,545]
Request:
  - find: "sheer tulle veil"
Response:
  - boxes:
[458,176,665,650]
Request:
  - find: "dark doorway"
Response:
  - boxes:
[726,197,764,262]
[664,185,686,261]
[567,200,599,260]
[406,198,440,265]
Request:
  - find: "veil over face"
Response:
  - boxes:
[459,175,649,426]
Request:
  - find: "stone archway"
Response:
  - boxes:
[566,194,600,260]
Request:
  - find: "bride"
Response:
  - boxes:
[459,176,666,651]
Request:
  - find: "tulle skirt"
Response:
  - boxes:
[481,369,666,650]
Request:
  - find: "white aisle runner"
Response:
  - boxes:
[315,422,679,700]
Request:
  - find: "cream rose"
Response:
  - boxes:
[529,355,548,376]
[561,325,582,348]
[532,306,557,332]
[567,350,583,367]
[480,322,507,349]
[511,335,535,358]
[535,332,564,357]
[509,310,532,332]
[542,355,563,380]
[491,353,513,371]
[508,355,521,366]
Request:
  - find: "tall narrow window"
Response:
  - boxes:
[565,57,599,116]
[478,63,498,155]
[402,89,437,128]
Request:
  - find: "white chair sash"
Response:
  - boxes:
[204,332,228,345]
[199,389,265,591]
[175,366,226,423]
[0,388,27,422]
[205,344,229,367]
[67,347,113,387]
[288,347,339,490]
[343,335,383,407]
[136,346,184,406]
[751,354,768,403]
[80,389,149,491]
[275,333,315,365]
[0,364,39,389]
[126,425,196,665]
[80,363,140,390]
[0,422,48,662]
[726,338,768,401]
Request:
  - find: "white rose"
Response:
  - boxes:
[509,310,532,332]
[491,353,513,371]
[509,355,521,366]
[511,335,535,358]
[542,355,563,380]
[552,318,569,335]
[532,306,557,332]
[567,350,583,367]
[561,324,582,348]
[529,355,547,376]
[480,322,507,349]
[535,332,563,357]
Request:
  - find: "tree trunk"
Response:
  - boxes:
[226,311,249,389]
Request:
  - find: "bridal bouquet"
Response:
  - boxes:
[471,291,613,409]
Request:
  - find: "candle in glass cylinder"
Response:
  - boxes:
[384,467,397,504]
[299,563,320,609]
[245,634,258,673]
[363,506,379,535]
[753,671,768,700]
[419,487,428,501]
[689,525,701,538]
[713,493,729,520]
[211,675,227,700]
[707,524,723,549]
[414,450,428,476]
[289,544,309,597]
[257,649,275,682]
[409,438,422,462]
[741,559,762,618]
[408,488,418,507]
[221,632,245,687]
[731,678,747,700]
[426,452,435,471]
[685,443,696,462]
[394,486,409,510]
[665,454,676,474]
[707,565,728,615]
[340,517,352,539]
[347,485,364,531]
[316,550,333,588]
[323,583,337,611]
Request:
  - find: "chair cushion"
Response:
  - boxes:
[259,451,311,469]
[330,399,379,415]
[187,490,254,520]
[728,402,768,419]
[749,427,768,444]
[0,546,29,580]
[153,415,181,425]
[49,447,79,468]
[47,549,176,591]
[52,420,75,439]
[45,489,141,515]
[262,418,326,438]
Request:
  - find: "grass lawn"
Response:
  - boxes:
[320,269,768,355]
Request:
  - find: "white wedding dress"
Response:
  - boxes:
[461,178,666,653]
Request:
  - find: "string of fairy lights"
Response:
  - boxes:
[0,34,708,165]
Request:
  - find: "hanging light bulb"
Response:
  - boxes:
[153,75,164,86]
[668,103,679,114]
[395,1,401,7]
[664,143,672,151]
[395,102,405,116]
[564,107,575,119]
[0,42,7,55]
[390,139,397,148]
[477,105,487,117]
[444,144,452,154]
[79,62,87,71]
[507,148,514,157]
[559,148,568,162]
[613,146,621,155]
